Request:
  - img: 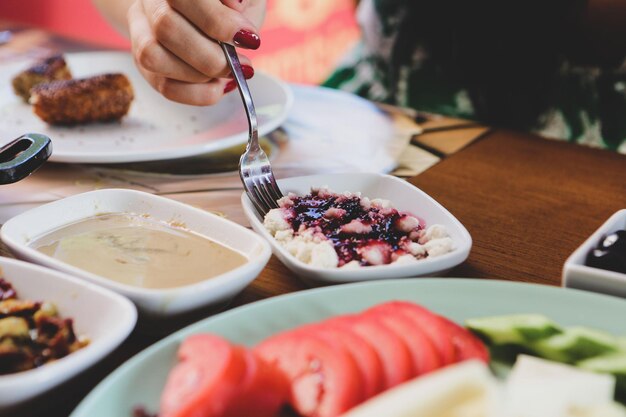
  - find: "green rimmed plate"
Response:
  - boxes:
[70,278,626,416]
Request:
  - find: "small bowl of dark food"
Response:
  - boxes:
[564,210,626,297]
[0,257,136,408]
[586,230,626,274]
[0,277,89,375]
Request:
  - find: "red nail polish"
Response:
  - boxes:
[224,80,237,94]
[228,65,254,79]
[233,29,260,50]
[242,65,254,79]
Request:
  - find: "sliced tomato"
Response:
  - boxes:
[364,305,442,376]
[375,301,457,365]
[224,347,290,417]
[160,334,246,417]
[309,321,384,400]
[327,315,414,390]
[255,330,362,417]
[440,318,490,363]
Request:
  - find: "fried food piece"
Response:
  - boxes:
[30,73,134,125]
[0,317,29,339]
[11,54,72,102]
[0,299,40,316]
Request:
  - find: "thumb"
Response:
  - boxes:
[220,0,247,13]
[221,0,266,28]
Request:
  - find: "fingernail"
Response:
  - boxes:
[224,80,237,94]
[228,65,254,79]
[242,65,255,79]
[233,29,260,50]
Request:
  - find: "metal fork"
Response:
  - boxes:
[220,42,283,216]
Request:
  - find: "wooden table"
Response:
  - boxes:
[411,130,626,286]
[2,22,626,417]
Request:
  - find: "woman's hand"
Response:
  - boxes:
[127,0,266,105]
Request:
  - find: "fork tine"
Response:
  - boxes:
[241,169,270,216]
[262,176,282,206]
[263,172,283,203]
[247,176,270,207]
[259,181,280,209]
[246,186,268,216]
[250,186,271,215]
[253,176,278,211]
[267,184,283,205]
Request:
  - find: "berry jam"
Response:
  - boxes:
[282,189,424,266]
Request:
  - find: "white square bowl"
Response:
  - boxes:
[563,209,626,297]
[0,256,136,409]
[1,189,272,318]
[242,173,472,282]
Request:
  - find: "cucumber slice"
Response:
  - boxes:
[530,327,620,363]
[465,314,562,345]
[579,352,626,376]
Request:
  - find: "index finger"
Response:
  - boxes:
[167,0,261,49]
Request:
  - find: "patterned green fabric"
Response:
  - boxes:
[324,0,626,153]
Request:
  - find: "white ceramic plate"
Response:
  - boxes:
[0,51,293,163]
[563,209,626,297]
[241,173,472,282]
[0,256,136,409]
[1,189,272,317]
[273,84,415,175]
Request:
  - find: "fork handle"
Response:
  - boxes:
[220,42,259,151]
[0,133,51,184]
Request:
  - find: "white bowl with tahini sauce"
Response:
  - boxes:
[1,189,272,318]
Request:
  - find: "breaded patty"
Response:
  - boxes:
[30,73,134,125]
[11,54,72,102]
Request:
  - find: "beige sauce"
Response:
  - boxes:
[31,213,247,289]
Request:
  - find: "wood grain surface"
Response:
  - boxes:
[410,129,626,285]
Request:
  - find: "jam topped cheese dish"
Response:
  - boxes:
[263,187,454,268]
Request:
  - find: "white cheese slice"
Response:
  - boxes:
[505,355,616,417]
[341,360,499,417]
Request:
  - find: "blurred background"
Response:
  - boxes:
[0,0,360,84]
